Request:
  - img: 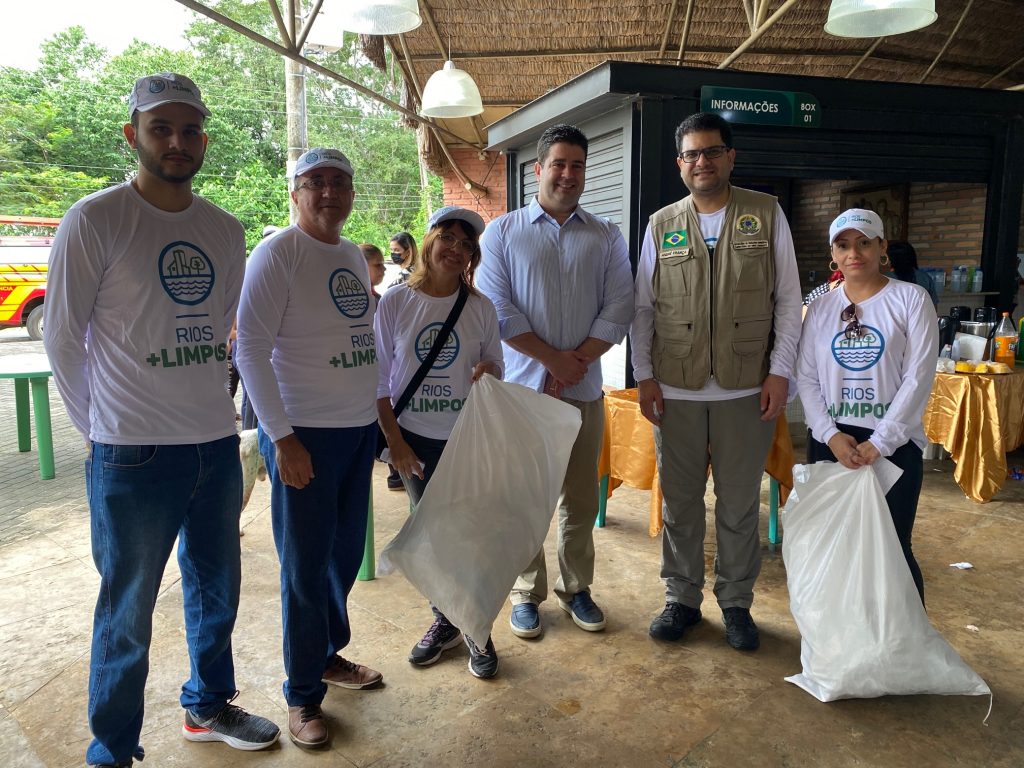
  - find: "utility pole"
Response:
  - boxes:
[285,0,307,223]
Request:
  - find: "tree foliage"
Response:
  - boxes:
[0,2,439,249]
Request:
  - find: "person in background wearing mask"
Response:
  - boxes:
[387,231,418,290]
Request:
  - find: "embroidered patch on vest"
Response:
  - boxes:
[736,214,762,236]
[661,230,688,248]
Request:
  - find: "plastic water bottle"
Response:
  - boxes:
[970,268,983,293]
[931,268,945,293]
[993,312,1017,366]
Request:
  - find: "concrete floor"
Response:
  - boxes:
[1,326,1021,768]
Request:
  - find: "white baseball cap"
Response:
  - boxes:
[427,205,486,235]
[829,208,884,243]
[129,73,210,118]
[291,148,354,179]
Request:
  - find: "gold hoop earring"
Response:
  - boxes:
[880,254,890,266]
[828,260,839,272]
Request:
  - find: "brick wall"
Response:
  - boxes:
[789,179,988,293]
[441,148,508,224]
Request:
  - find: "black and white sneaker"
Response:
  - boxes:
[409,616,463,666]
[183,701,280,751]
[464,635,499,679]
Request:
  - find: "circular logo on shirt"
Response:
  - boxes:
[415,323,460,369]
[736,213,762,236]
[158,241,214,305]
[831,327,885,371]
[328,268,369,318]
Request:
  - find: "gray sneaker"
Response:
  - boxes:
[182,702,280,751]
[409,616,463,666]
[464,635,499,679]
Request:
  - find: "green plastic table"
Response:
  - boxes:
[0,353,55,480]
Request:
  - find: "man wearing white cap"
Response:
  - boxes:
[235,148,382,748]
[630,112,802,652]
[45,72,280,768]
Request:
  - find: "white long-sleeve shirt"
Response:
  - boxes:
[44,182,243,444]
[374,284,503,440]
[797,278,938,456]
[234,225,377,442]
[630,201,803,400]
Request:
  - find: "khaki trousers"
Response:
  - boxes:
[654,394,775,610]
[511,396,604,605]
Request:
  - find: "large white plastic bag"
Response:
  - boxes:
[378,374,582,646]
[782,461,990,703]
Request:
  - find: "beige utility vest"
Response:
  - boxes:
[650,186,777,390]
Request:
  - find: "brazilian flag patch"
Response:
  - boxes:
[662,230,688,248]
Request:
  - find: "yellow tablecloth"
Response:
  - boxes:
[923,365,1024,503]
[598,388,795,537]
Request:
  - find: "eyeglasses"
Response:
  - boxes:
[436,232,477,254]
[678,145,730,164]
[296,178,354,192]
[841,302,865,340]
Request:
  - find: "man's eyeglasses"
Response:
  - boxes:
[296,178,354,192]
[841,302,865,340]
[678,145,730,164]
[437,232,477,254]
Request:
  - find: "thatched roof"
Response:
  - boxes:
[386,0,1024,150]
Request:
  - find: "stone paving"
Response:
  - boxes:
[0,325,1021,768]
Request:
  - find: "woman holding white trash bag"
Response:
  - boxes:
[796,209,937,602]
[375,206,504,678]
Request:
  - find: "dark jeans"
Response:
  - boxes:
[807,423,925,604]
[258,423,375,706]
[84,436,242,765]
[398,427,448,507]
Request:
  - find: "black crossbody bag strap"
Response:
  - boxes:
[392,283,469,419]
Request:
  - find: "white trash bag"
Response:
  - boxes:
[379,374,582,646]
[782,461,991,707]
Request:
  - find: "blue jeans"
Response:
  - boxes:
[84,436,243,766]
[258,423,375,707]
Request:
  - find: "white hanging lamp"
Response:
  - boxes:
[421,60,484,118]
[312,0,421,40]
[825,0,937,38]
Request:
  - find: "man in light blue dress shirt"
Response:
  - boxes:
[477,124,634,639]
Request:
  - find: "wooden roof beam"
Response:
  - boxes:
[845,37,885,78]
[980,53,1024,88]
[658,0,679,59]
[741,0,755,33]
[676,0,697,65]
[754,0,771,30]
[718,0,802,69]
[919,0,975,84]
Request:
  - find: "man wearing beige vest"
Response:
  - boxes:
[630,112,801,651]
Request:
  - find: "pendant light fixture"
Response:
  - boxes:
[825,0,938,38]
[420,28,483,119]
[309,0,421,45]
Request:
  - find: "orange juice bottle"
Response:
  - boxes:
[993,312,1017,366]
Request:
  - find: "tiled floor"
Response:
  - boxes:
[1,327,1021,767]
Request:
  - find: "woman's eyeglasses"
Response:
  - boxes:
[841,302,865,340]
[437,232,477,254]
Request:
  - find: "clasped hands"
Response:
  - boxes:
[827,433,881,470]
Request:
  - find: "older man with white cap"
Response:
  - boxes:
[45,72,280,768]
[235,148,382,748]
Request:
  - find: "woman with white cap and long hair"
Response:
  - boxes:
[796,208,938,603]
[375,205,504,678]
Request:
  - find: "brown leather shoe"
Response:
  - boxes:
[322,655,383,689]
[288,704,328,748]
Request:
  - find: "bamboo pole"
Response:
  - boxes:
[658,0,680,59]
[676,0,697,65]
[980,54,1024,88]
[845,37,885,79]
[919,0,975,84]
[718,0,801,69]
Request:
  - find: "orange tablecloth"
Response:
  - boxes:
[923,365,1024,503]
[598,389,795,537]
